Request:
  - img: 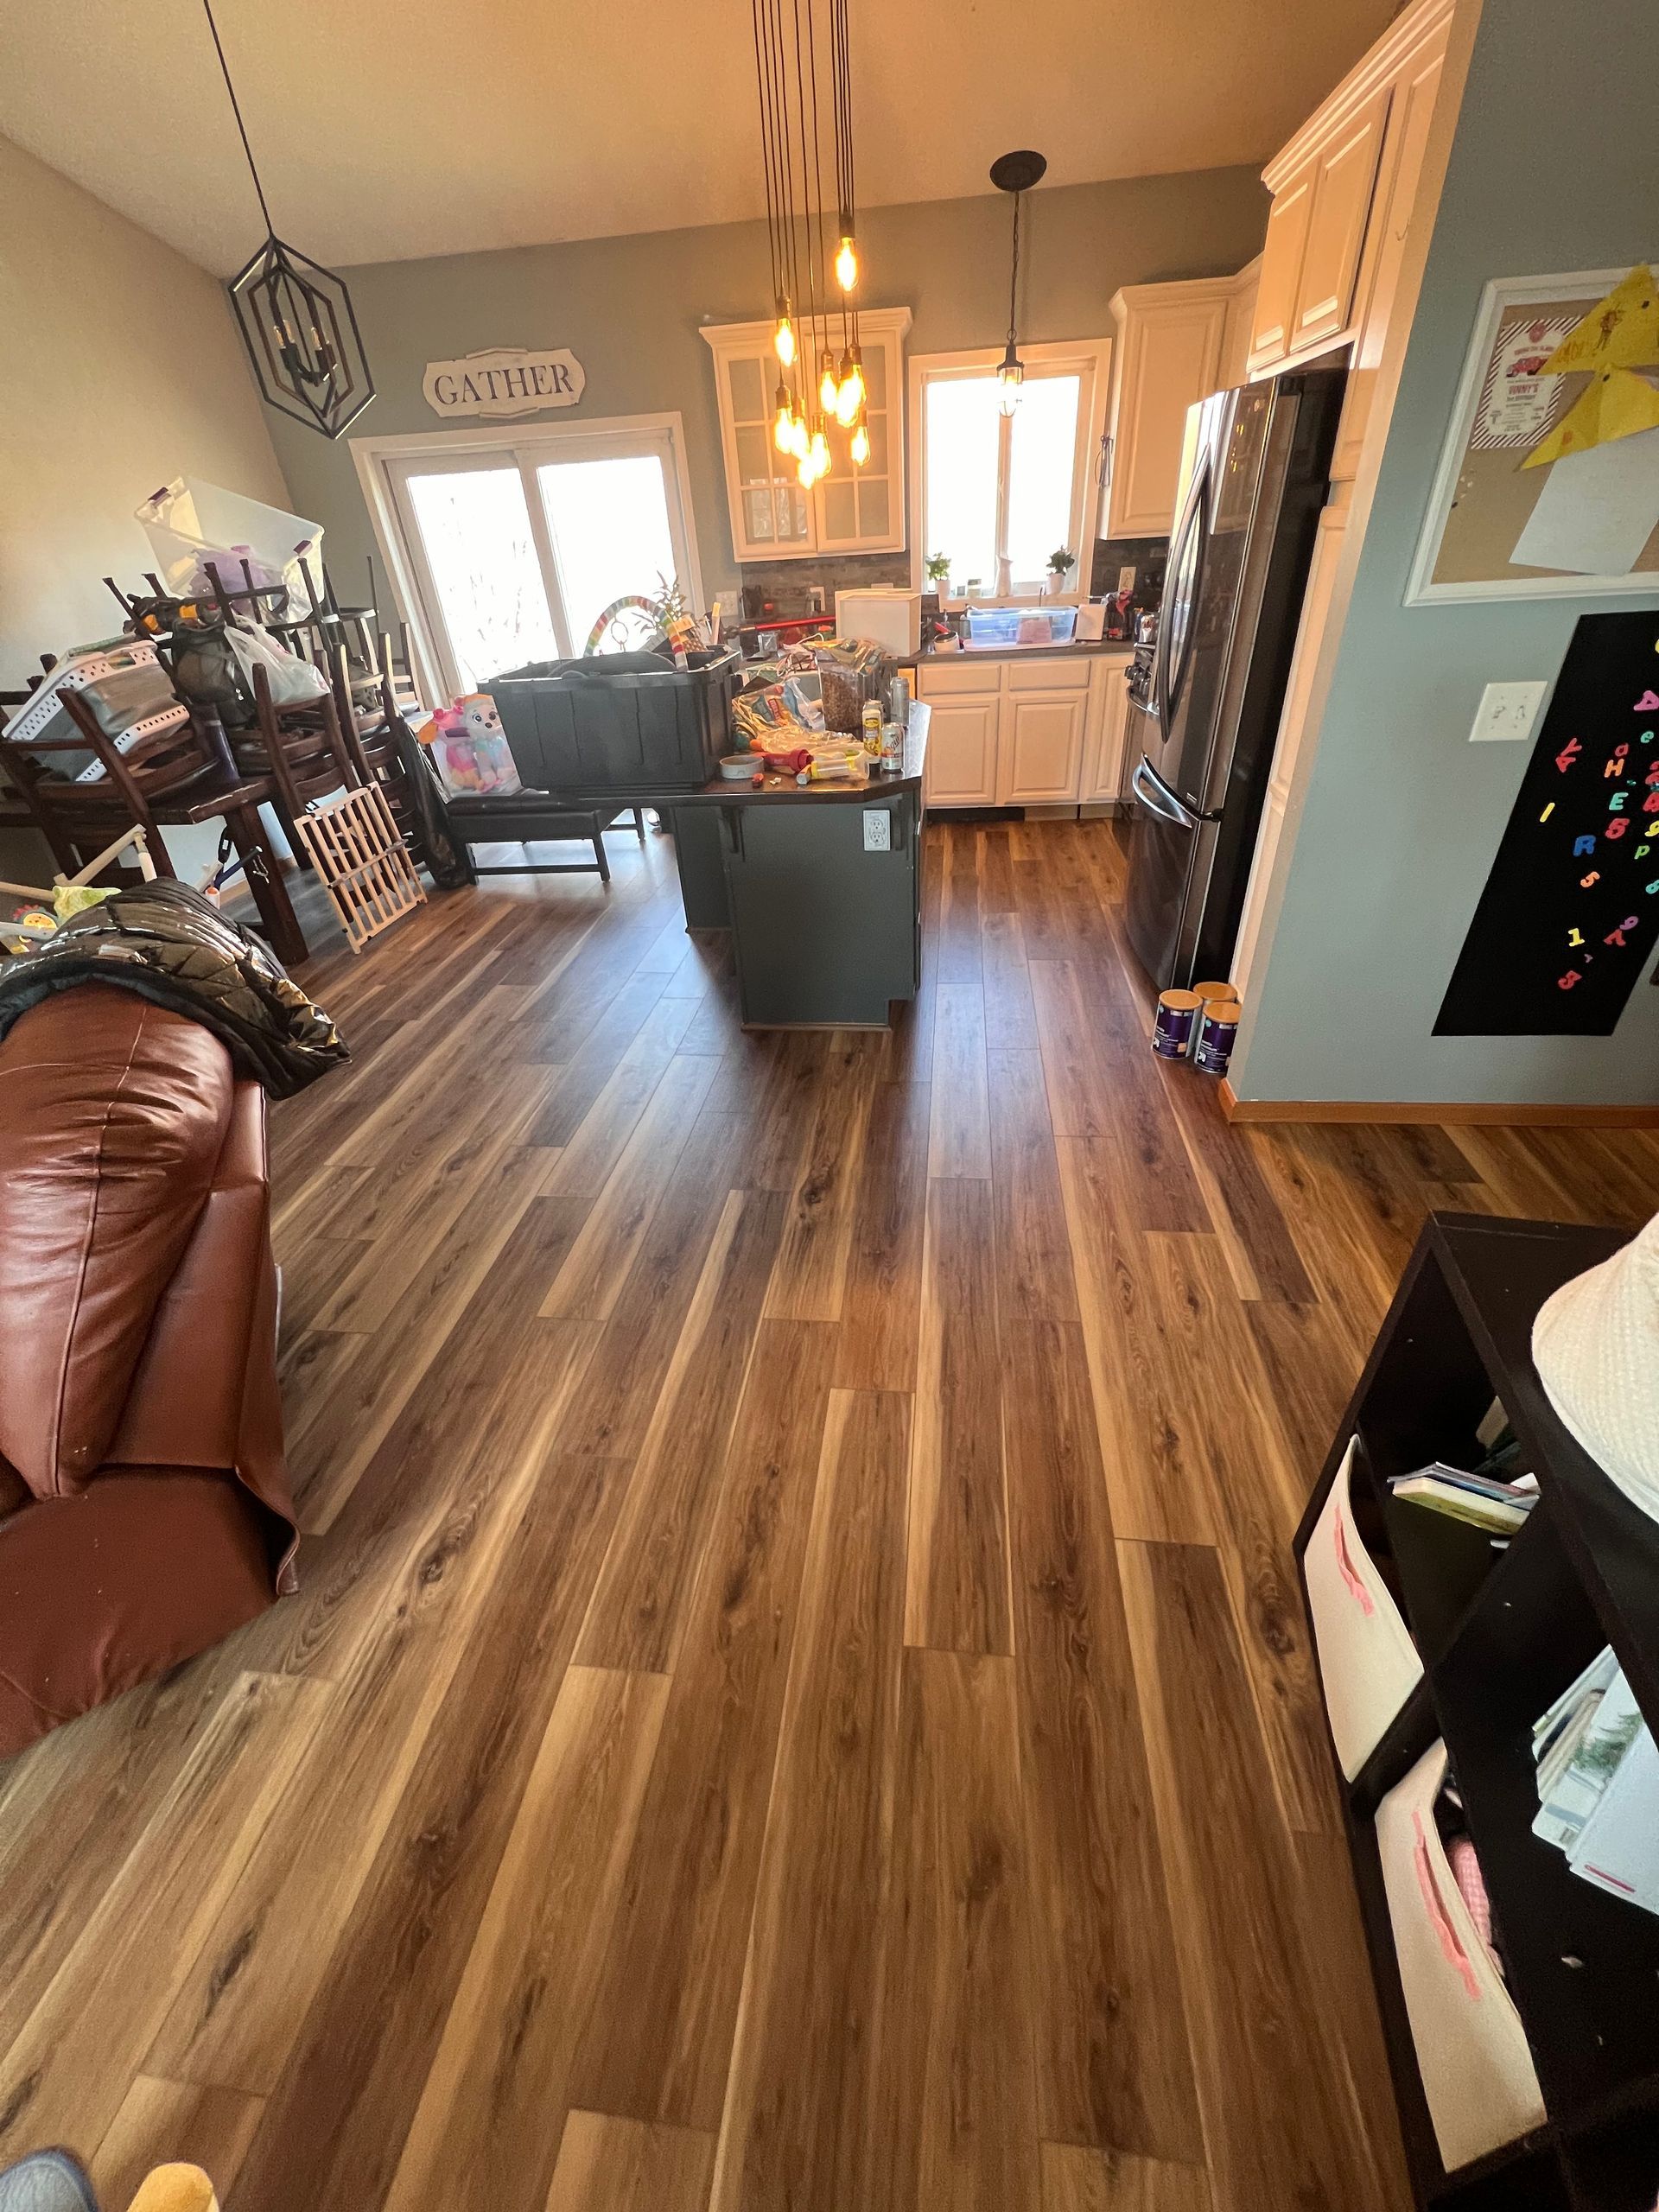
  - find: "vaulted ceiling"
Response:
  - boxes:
[0,0,1396,273]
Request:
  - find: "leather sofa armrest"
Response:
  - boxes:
[105,1084,268,1474]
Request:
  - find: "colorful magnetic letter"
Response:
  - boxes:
[1556,738,1583,772]
[1637,690,1659,712]
[1607,817,1630,840]
[1558,969,1583,989]
[1573,835,1597,855]
[1580,870,1601,886]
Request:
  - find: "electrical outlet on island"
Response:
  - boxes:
[862,809,892,852]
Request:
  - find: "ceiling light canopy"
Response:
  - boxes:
[749,0,869,481]
[203,0,374,439]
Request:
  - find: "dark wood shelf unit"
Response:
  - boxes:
[1295,1213,1659,2212]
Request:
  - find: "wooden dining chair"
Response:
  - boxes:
[245,661,361,823]
[0,684,308,963]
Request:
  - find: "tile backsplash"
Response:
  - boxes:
[1090,534,1169,605]
[737,551,910,620]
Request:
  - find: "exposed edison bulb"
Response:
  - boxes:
[774,314,796,367]
[772,382,793,454]
[835,233,859,292]
[850,421,871,467]
[819,353,839,413]
[835,346,866,427]
[796,451,817,488]
[809,427,830,478]
[789,410,810,461]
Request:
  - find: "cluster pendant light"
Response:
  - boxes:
[201,0,373,439]
[752,0,868,491]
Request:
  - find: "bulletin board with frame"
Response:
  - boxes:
[1407,264,1659,606]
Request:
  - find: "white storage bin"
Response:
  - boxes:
[834,587,922,657]
[1376,1741,1546,2171]
[1306,1436,1423,1777]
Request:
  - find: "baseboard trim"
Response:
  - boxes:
[1217,1080,1659,1128]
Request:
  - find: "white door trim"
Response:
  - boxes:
[350,411,706,698]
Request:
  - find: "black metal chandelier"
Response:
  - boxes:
[203,0,374,439]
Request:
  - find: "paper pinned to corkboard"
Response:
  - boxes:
[1408,264,1659,604]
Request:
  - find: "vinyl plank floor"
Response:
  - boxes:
[3,833,1647,2212]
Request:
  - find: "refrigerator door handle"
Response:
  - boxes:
[1131,754,1211,830]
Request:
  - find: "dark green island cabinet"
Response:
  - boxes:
[666,711,927,1029]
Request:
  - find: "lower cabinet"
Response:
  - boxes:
[998,691,1086,804]
[918,652,1133,810]
[921,696,1000,806]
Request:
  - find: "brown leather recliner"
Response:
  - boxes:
[0,984,298,1758]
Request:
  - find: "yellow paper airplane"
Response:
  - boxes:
[1539,264,1659,375]
[1522,365,1659,468]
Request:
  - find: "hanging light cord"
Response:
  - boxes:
[201,0,273,233]
[1006,187,1022,353]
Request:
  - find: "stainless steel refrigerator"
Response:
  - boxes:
[1123,365,1345,991]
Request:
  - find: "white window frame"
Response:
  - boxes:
[351,412,705,701]
[906,338,1113,605]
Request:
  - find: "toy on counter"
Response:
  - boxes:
[419,691,523,798]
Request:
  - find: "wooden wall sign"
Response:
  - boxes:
[423,346,586,419]
[1437,611,1659,1035]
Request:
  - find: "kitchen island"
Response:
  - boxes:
[664,704,928,1028]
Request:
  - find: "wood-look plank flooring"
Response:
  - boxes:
[3,817,1654,2211]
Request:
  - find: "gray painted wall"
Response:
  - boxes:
[1234,0,1659,1108]
[261,168,1268,612]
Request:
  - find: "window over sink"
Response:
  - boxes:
[908,339,1112,604]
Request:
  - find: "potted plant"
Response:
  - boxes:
[1046,546,1077,598]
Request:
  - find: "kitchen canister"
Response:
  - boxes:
[1152,988,1203,1059]
[1192,1000,1241,1075]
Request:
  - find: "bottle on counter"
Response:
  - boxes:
[861,698,883,760]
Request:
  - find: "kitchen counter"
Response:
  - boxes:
[905,637,1135,664]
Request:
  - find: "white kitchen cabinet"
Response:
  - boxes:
[1103,281,1231,537]
[916,650,1133,810]
[701,306,912,563]
[1248,169,1317,373]
[922,695,1000,807]
[1082,654,1135,805]
[1289,86,1390,354]
[1249,0,1452,384]
[998,692,1087,805]
[1217,259,1261,391]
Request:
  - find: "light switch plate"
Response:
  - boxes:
[862,808,891,852]
[1469,679,1548,743]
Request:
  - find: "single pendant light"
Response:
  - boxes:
[990,149,1046,416]
[203,0,374,439]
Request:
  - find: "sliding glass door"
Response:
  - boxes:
[368,416,702,697]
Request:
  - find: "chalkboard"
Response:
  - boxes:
[1437,611,1659,1035]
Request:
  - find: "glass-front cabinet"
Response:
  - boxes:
[702,306,911,562]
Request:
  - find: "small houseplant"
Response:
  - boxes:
[1046,546,1077,597]
[924,551,953,602]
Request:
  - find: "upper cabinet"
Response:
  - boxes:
[702,306,912,563]
[1102,278,1232,538]
[1247,0,1454,392]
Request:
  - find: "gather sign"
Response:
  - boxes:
[423,346,587,419]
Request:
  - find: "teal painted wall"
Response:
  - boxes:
[1233,0,1659,1109]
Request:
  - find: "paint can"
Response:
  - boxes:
[1192,980,1235,1014]
[1152,988,1203,1059]
[1192,1000,1241,1075]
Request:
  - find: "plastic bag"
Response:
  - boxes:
[137,478,324,613]
[225,623,329,707]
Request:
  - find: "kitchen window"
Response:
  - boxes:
[907,340,1112,602]
[352,414,704,700]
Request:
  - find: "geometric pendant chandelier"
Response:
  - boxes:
[202,0,374,439]
[749,0,868,489]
